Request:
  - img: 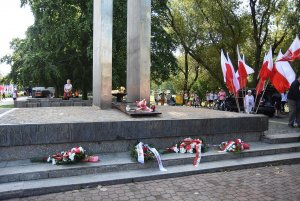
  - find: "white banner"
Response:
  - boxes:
[145,144,167,171]
[136,142,144,164]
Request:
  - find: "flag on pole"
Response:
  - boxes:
[258,47,273,81]
[236,45,254,88]
[256,47,273,94]
[278,35,300,62]
[255,79,265,95]
[220,50,240,94]
[270,50,295,93]
[227,52,240,93]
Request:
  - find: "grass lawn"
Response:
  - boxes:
[0,105,14,108]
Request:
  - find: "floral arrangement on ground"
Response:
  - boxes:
[130,142,155,162]
[164,137,208,154]
[219,139,250,153]
[30,146,99,165]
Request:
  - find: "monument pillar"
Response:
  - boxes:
[93,0,113,109]
[127,0,151,104]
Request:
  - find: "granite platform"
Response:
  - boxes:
[14,98,92,108]
[0,106,268,161]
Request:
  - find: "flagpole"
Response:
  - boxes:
[231,79,240,113]
[253,79,261,111]
[241,79,246,112]
[235,92,241,113]
[255,80,269,114]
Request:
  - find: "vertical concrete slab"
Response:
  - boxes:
[93,0,113,109]
[127,0,151,104]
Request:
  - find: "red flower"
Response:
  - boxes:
[73,147,81,154]
[63,152,69,158]
[143,146,148,152]
[186,145,192,151]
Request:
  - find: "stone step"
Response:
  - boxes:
[262,133,300,144]
[0,152,299,200]
[1,142,300,184]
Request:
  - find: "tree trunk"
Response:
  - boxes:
[183,49,189,95]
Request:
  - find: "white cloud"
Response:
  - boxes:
[0,0,34,76]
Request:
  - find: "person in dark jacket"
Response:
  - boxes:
[287,75,300,127]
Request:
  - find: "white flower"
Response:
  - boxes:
[69,153,76,161]
[173,147,179,153]
[180,147,186,153]
[79,147,85,153]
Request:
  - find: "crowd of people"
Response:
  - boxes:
[154,85,296,122]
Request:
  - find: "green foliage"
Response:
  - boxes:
[160,0,299,91]
[3,0,178,94]
[3,0,299,96]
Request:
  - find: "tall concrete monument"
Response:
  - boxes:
[126,0,151,104]
[93,0,151,109]
[93,0,113,109]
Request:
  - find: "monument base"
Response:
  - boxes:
[0,106,268,161]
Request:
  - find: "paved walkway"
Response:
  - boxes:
[5,164,300,201]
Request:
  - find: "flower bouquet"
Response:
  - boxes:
[164,137,208,154]
[219,139,250,153]
[31,146,99,165]
[164,137,205,167]
[130,142,155,162]
[130,142,167,171]
[47,146,86,165]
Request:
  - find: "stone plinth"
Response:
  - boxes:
[14,98,92,108]
[0,107,268,161]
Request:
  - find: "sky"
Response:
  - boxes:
[0,0,34,76]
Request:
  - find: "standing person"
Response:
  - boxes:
[218,89,226,107]
[281,91,288,113]
[287,75,300,127]
[188,93,194,106]
[244,90,254,114]
[213,91,218,108]
[205,91,210,108]
[2,92,5,100]
[273,92,281,118]
[183,92,189,106]
[12,90,17,101]
[64,79,73,100]
[209,91,214,108]
[194,93,200,108]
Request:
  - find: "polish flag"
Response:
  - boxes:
[270,50,295,93]
[256,79,265,95]
[258,47,273,81]
[278,35,300,62]
[235,45,254,88]
[220,50,240,94]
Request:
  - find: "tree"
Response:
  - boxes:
[2,0,178,96]
[160,0,299,91]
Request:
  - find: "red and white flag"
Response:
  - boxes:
[278,35,300,62]
[227,52,240,93]
[220,49,228,82]
[221,50,240,94]
[220,50,240,94]
[256,47,273,94]
[236,45,254,88]
[256,79,265,95]
[258,47,273,81]
[270,50,295,93]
